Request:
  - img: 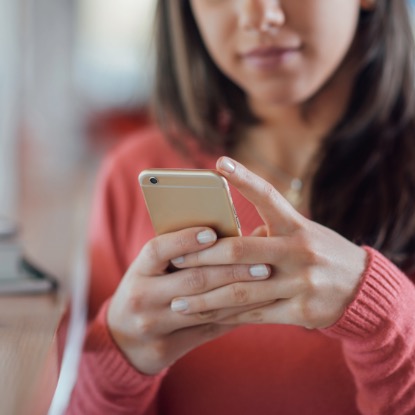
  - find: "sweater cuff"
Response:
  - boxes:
[322,246,408,341]
[84,299,168,394]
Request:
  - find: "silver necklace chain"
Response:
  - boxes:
[245,145,304,207]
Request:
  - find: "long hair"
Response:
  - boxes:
[152,0,415,275]
[152,0,256,153]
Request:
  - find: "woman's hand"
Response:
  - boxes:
[107,226,271,375]
[169,157,368,330]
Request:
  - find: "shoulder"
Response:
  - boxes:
[102,124,218,189]
[107,125,188,173]
[94,124,210,217]
[90,126,183,265]
[92,126,178,209]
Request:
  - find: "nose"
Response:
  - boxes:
[239,0,285,33]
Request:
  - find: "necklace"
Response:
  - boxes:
[244,145,305,208]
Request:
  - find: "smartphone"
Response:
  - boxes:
[139,169,241,238]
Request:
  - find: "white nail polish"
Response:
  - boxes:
[171,256,184,265]
[219,157,235,173]
[171,299,189,312]
[249,264,269,278]
[197,230,217,244]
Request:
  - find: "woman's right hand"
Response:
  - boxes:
[107,227,271,375]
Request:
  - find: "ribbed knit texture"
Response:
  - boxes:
[323,247,415,415]
[323,246,406,339]
[67,299,167,415]
[66,127,415,415]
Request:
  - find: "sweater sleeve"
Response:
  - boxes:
[322,247,415,415]
[65,147,167,414]
[66,300,167,415]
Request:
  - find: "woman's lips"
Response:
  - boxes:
[240,46,301,70]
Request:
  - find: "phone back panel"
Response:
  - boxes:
[139,169,241,237]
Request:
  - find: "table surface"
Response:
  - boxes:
[0,293,66,415]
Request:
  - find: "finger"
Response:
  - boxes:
[134,227,218,275]
[136,322,238,373]
[216,299,314,328]
[171,236,288,268]
[170,279,297,316]
[216,157,302,234]
[167,323,238,360]
[149,302,272,334]
[215,300,296,325]
[126,262,271,321]
[168,301,273,331]
[156,263,271,301]
[250,225,268,237]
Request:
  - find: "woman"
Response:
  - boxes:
[66,1,415,414]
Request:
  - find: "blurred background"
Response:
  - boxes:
[0,0,156,281]
[0,0,156,413]
[1,0,415,413]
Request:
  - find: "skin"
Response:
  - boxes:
[190,0,361,107]
[108,0,371,375]
[191,0,370,207]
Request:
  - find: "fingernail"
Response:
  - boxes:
[249,264,269,278]
[171,256,184,265]
[219,157,235,173]
[171,298,189,312]
[197,230,217,244]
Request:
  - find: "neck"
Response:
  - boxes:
[233,60,355,211]
[248,63,352,171]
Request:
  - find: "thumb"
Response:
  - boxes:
[250,225,268,237]
[217,156,301,235]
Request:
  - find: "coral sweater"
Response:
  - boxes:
[66,127,415,415]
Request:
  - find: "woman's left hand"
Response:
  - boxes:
[170,157,368,330]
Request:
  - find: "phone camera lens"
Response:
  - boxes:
[149,177,158,185]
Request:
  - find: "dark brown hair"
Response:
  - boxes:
[152,0,415,275]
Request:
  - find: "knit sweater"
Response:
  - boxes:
[66,127,415,415]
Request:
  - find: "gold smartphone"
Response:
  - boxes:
[139,169,241,237]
